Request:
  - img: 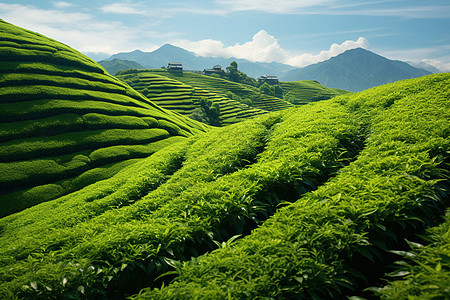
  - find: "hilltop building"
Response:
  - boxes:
[258,75,279,85]
[203,65,223,75]
[168,62,183,72]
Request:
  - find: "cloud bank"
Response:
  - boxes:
[177,30,369,67]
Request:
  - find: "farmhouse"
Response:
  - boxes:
[203,65,223,75]
[258,75,279,85]
[168,62,183,72]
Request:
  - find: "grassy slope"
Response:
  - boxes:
[0,73,448,299]
[134,69,293,112]
[116,71,267,125]
[0,20,207,217]
[280,80,351,105]
[374,209,450,299]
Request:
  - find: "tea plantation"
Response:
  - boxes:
[126,69,293,112]
[0,20,207,217]
[281,80,350,105]
[116,71,267,125]
[0,20,449,300]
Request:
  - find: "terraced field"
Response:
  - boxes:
[1,20,449,300]
[133,69,293,112]
[117,71,267,125]
[0,71,448,299]
[0,20,207,217]
[280,80,351,105]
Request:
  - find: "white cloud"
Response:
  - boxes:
[215,0,333,14]
[0,3,90,25]
[286,37,370,67]
[101,3,148,15]
[378,46,450,72]
[179,30,288,62]
[53,2,74,9]
[177,31,369,67]
[413,59,450,72]
[0,3,158,55]
[211,0,450,18]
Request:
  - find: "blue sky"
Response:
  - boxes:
[1,0,449,71]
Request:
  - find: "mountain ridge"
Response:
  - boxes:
[280,48,432,92]
[100,44,295,77]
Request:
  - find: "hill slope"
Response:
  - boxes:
[280,80,351,105]
[0,73,448,299]
[116,70,268,125]
[280,48,432,92]
[104,44,295,78]
[0,20,207,217]
[98,58,144,75]
[131,69,293,112]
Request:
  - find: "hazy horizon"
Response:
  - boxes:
[1,0,449,71]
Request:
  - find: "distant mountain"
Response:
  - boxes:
[102,44,295,78]
[98,58,144,75]
[280,48,432,92]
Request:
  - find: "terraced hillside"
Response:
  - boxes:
[281,80,351,105]
[117,71,267,125]
[0,20,207,217]
[0,73,448,299]
[133,69,293,112]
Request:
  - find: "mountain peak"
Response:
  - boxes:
[281,48,431,92]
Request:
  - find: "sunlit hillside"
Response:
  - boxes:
[131,69,293,112]
[116,71,267,125]
[0,20,207,217]
[0,69,448,299]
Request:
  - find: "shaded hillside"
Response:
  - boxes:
[136,69,293,112]
[0,73,448,299]
[116,71,267,125]
[98,58,144,75]
[105,44,295,78]
[0,20,207,217]
[281,48,431,92]
[280,80,351,105]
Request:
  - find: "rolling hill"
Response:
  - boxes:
[280,80,351,105]
[116,70,268,125]
[101,43,295,78]
[0,20,208,217]
[129,69,293,112]
[0,68,448,300]
[116,69,347,125]
[98,58,145,76]
[280,48,432,92]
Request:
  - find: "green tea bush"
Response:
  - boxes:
[134,73,450,299]
[116,71,268,126]
[372,210,450,299]
[1,19,449,300]
[0,94,364,298]
[0,20,207,216]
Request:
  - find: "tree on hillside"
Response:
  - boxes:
[224,61,258,87]
[274,85,284,98]
[226,61,240,82]
[259,82,274,96]
[189,97,222,126]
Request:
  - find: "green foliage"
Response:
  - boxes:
[281,80,351,105]
[370,210,450,299]
[1,19,450,300]
[133,73,450,299]
[224,61,258,87]
[0,20,207,215]
[197,97,221,126]
[121,69,292,117]
[259,82,275,96]
[116,70,269,126]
